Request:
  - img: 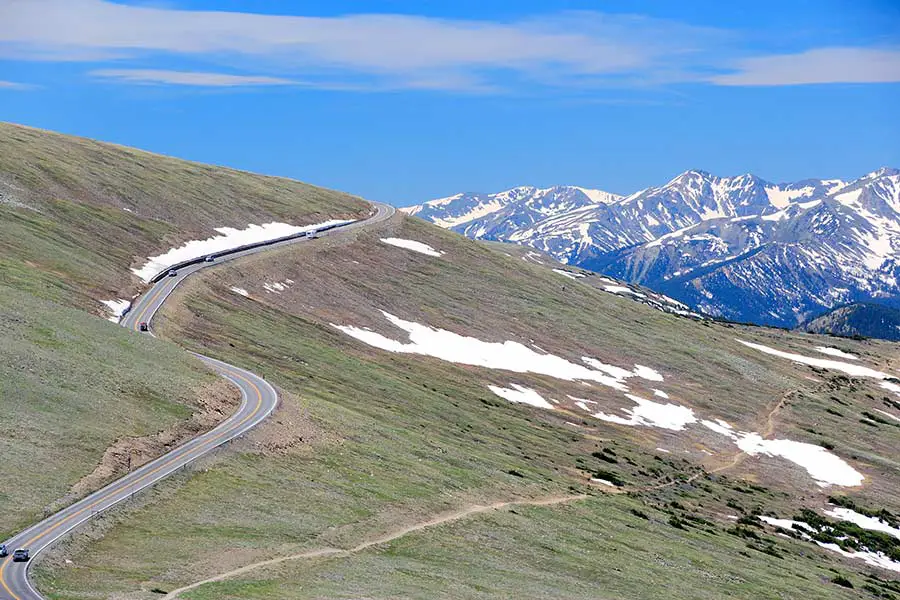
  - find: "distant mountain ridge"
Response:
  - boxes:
[404,168,900,326]
[800,303,900,342]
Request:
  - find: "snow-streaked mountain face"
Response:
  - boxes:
[402,185,622,240]
[406,169,900,327]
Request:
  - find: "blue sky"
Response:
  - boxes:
[2,1,899,205]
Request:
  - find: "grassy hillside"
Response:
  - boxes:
[0,284,224,538]
[0,123,367,546]
[34,214,900,599]
[0,122,368,313]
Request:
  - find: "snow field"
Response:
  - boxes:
[594,394,696,431]
[487,384,554,409]
[737,339,891,379]
[380,238,444,257]
[132,220,353,282]
[332,312,867,487]
[263,279,294,294]
[333,312,665,392]
[101,299,131,323]
[815,346,859,360]
[552,268,586,280]
[760,514,900,573]
[824,507,900,541]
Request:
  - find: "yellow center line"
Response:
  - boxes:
[0,367,265,600]
[130,278,174,330]
[0,560,18,600]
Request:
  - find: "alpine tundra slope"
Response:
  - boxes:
[0,201,395,600]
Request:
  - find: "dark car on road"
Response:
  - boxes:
[139,322,149,332]
[12,548,29,562]
[0,544,7,557]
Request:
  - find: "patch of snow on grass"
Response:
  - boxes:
[737,340,891,379]
[333,312,656,392]
[132,220,352,282]
[590,478,618,487]
[652,389,669,399]
[882,381,900,396]
[552,268,585,280]
[594,394,697,431]
[655,448,670,453]
[263,281,291,294]
[702,419,736,438]
[759,516,813,532]
[230,287,249,297]
[815,542,900,573]
[604,285,646,298]
[816,347,858,360]
[633,365,663,382]
[825,507,900,540]
[874,409,900,424]
[760,515,900,572]
[380,238,444,257]
[736,433,863,487]
[101,299,131,323]
[488,384,554,409]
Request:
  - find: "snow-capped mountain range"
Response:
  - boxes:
[404,168,900,326]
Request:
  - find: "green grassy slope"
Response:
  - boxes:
[34,215,900,599]
[0,122,368,312]
[0,123,367,543]
[0,284,220,538]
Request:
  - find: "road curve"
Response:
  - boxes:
[0,201,396,600]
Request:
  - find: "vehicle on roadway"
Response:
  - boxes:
[305,230,317,239]
[167,269,178,277]
[12,548,29,562]
[139,322,149,332]
[204,255,215,262]
[0,544,7,557]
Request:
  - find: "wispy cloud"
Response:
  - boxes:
[90,69,297,87]
[1,1,897,93]
[0,80,33,90]
[712,47,900,86]
[0,0,722,91]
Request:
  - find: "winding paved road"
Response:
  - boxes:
[0,201,395,600]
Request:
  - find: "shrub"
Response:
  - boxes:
[831,575,853,588]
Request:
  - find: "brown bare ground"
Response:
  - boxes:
[241,390,330,456]
[50,378,241,512]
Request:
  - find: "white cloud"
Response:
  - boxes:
[2,2,897,92]
[712,47,900,86]
[0,80,32,90]
[0,1,719,91]
[90,69,297,87]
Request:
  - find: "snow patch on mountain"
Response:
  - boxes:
[132,220,352,282]
[380,238,444,257]
[101,299,131,323]
[488,384,555,409]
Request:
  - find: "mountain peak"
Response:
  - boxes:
[671,169,714,182]
[866,167,900,179]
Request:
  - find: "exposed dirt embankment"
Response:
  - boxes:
[48,378,241,513]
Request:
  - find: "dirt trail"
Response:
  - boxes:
[161,493,587,599]
[708,387,796,477]
[606,388,799,496]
